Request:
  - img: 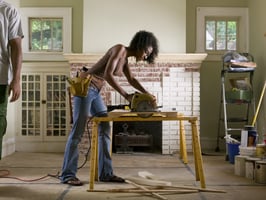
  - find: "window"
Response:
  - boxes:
[29,18,63,52]
[196,7,248,60]
[205,17,238,52]
[20,7,72,61]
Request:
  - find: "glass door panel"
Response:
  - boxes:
[45,74,68,138]
[21,74,42,137]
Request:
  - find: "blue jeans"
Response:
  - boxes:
[60,86,113,183]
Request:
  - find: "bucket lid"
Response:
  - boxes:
[256,144,266,147]
[255,160,266,164]
[239,146,256,150]
[235,155,249,158]
[246,157,261,161]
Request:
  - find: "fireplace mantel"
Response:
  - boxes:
[63,53,207,64]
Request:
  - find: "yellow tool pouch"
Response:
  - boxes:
[67,75,92,97]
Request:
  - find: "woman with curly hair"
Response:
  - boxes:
[60,30,159,186]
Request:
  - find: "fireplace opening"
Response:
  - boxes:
[112,121,162,154]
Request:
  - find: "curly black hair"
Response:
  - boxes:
[128,30,159,64]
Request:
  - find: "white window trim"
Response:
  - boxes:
[20,7,72,61]
[196,7,249,61]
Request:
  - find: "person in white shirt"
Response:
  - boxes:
[0,0,24,159]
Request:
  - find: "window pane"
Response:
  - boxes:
[30,19,42,51]
[227,21,237,50]
[216,21,226,50]
[42,20,51,50]
[206,21,215,50]
[52,20,63,50]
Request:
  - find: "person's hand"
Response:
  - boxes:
[9,79,21,102]
[148,93,157,108]
[79,71,88,79]
[125,93,134,103]
[79,66,89,79]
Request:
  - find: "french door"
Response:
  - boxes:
[17,72,70,152]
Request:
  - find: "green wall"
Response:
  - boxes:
[248,0,266,142]
[186,0,249,151]
[20,0,84,53]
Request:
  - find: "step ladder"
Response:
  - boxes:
[216,52,256,158]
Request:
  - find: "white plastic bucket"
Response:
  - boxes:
[255,160,266,184]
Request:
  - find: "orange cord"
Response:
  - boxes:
[0,169,60,182]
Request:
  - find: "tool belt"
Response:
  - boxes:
[67,74,92,97]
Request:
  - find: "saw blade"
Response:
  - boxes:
[135,100,154,112]
[135,100,155,118]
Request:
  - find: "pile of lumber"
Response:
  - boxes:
[88,171,225,200]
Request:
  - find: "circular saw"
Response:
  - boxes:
[130,93,157,117]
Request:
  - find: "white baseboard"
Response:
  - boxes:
[200,137,226,152]
[2,137,16,158]
[15,141,66,153]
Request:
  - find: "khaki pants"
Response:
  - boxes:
[0,85,8,160]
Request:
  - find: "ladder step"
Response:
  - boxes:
[220,118,248,122]
[227,118,248,122]
[226,128,243,131]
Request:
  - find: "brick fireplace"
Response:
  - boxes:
[64,53,207,154]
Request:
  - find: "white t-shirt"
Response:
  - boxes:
[0,0,24,84]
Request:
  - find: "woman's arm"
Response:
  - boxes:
[123,64,148,94]
[123,64,157,105]
[103,46,131,100]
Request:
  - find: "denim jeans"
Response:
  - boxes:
[60,86,113,182]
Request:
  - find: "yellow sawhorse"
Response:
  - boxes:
[88,110,206,190]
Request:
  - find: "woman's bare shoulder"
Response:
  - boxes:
[109,44,127,56]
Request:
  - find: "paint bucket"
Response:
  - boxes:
[234,155,248,176]
[255,160,266,184]
[244,126,258,147]
[256,144,266,158]
[227,143,240,164]
[245,157,261,179]
[239,146,256,157]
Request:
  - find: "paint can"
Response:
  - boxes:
[245,157,261,179]
[256,144,266,158]
[255,160,266,184]
[234,155,248,176]
[244,126,258,147]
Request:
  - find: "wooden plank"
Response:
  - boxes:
[108,109,178,118]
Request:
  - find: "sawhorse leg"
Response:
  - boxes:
[179,119,188,164]
[89,121,99,190]
[190,119,206,188]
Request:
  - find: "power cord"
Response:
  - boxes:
[78,116,93,169]
[0,112,103,182]
[77,109,113,169]
[0,169,60,182]
[0,118,92,182]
